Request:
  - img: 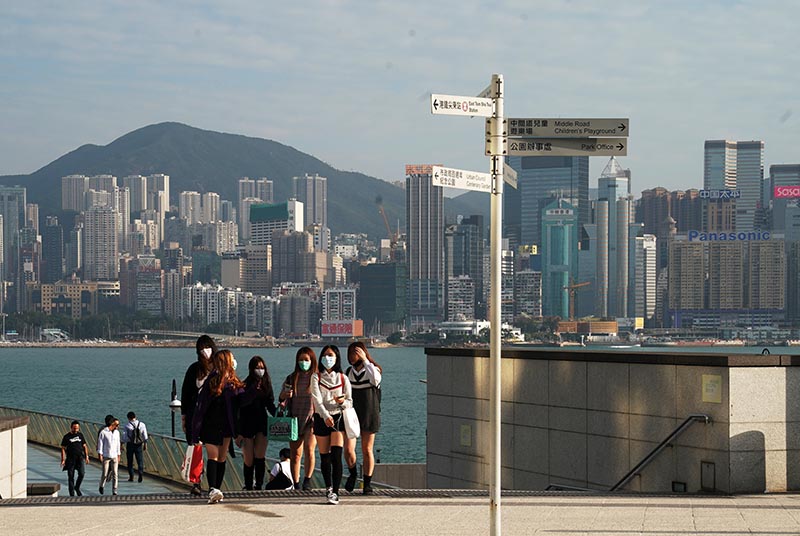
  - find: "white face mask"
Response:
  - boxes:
[254,369,265,378]
[201,348,212,359]
[232,358,238,370]
[321,355,336,370]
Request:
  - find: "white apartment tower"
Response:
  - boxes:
[83,206,118,280]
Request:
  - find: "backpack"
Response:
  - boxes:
[131,422,144,445]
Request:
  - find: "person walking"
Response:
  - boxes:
[60,420,90,496]
[181,334,217,496]
[235,355,276,490]
[122,411,148,483]
[192,349,244,504]
[278,347,318,491]
[97,415,121,496]
[311,344,352,505]
[343,341,382,494]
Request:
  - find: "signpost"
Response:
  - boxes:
[432,165,492,192]
[508,137,627,157]
[431,94,494,117]
[430,75,629,536]
[507,117,629,138]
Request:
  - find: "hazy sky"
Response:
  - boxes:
[2,1,799,194]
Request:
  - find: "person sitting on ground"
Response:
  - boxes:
[264,448,294,490]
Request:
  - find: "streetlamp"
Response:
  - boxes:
[0,313,7,342]
[169,378,181,437]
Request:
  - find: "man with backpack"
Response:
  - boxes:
[122,411,148,483]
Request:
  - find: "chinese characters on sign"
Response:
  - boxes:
[508,118,549,136]
[699,189,741,199]
[430,94,494,117]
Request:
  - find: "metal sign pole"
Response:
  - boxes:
[488,73,504,536]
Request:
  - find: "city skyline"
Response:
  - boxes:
[3,1,800,194]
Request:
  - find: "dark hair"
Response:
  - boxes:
[104,414,115,427]
[347,341,382,373]
[320,344,343,373]
[292,347,317,394]
[127,411,136,420]
[195,334,217,378]
[247,355,272,390]
[279,447,291,459]
[70,420,80,427]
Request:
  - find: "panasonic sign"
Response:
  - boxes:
[687,230,771,242]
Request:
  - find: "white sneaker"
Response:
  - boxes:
[326,488,339,505]
[207,488,224,504]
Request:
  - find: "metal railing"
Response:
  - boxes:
[0,406,325,492]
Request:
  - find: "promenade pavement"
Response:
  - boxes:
[4,491,800,536]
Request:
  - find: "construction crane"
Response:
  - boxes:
[375,196,398,259]
[563,280,591,320]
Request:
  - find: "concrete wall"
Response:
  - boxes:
[426,349,800,493]
[0,417,29,499]
[372,463,426,489]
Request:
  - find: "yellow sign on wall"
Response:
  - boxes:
[702,374,722,404]
[460,424,472,447]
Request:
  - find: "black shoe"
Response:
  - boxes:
[362,484,373,495]
[190,484,202,496]
[293,482,301,490]
[302,477,312,491]
[344,472,357,493]
[75,489,82,497]
[138,474,143,483]
[127,477,134,482]
[99,486,104,495]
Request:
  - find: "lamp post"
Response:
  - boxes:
[169,378,181,437]
[0,313,7,342]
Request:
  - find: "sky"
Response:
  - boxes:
[2,0,800,195]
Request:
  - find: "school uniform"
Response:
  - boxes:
[311,370,353,435]
[346,361,382,433]
[237,377,276,438]
[192,373,242,446]
[282,372,315,436]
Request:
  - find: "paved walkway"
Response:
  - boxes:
[4,492,800,535]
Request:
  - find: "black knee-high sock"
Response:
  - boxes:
[254,458,266,489]
[206,460,218,490]
[320,452,332,489]
[330,446,343,494]
[217,460,227,490]
[243,463,254,490]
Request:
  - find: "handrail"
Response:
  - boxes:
[0,405,326,491]
[610,413,711,492]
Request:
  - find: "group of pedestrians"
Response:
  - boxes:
[59,412,148,497]
[181,335,382,505]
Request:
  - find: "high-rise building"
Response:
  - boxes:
[506,155,589,248]
[202,192,220,224]
[25,204,39,235]
[272,230,334,290]
[323,287,357,321]
[62,175,88,212]
[514,270,542,318]
[241,244,271,296]
[249,201,304,247]
[238,177,256,208]
[114,186,130,253]
[632,234,657,323]
[240,197,261,242]
[446,275,475,321]
[66,225,82,276]
[179,191,202,224]
[123,175,147,214]
[541,199,579,318]
[220,200,236,223]
[41,216,64,284]
[0,186,26,285]
[88,174,116,193]
[769,165,800,240]
[83,206,118,280]
[747,239,784,310]
[406,165,444,329]
[358,262,407,336]
[444,215,485,319]
[293,173,328,228]
[667,238,705,324]
[736,141,765,232]
[255,178,273,205]
[597,157,632,317]
[704,140,738,190]
[146,174,169,245]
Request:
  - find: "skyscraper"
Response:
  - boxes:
[293,173,328,228]
[83,206,118,280]
[202,192,220,224]
[769,164,800,240]
[146,174,169,245]
[405,164,444,328]
[255,178,273,205]
[179,191,202,223]
[123,175,147,214]
[506,156,589,248]
[62,175,88,212]
[249,201,304,246]
[541,199,579,318]
[42,216,64,284]
[597,157,632,317]
[735,141,765,232]
[632,234,657,323]
[704,140,738,190]
[0,186,27,284]
[444,215,485,318]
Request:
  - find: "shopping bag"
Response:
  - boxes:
[267,411,298,442]
[342,407,360,439]
[180,444,204,484]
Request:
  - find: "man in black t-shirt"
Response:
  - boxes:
[60,421,90,496]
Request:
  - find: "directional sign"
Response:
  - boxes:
[508,138,627,157]
[431,94,494,117]
[507,118,629,138]
[476,84,492,99]
[432,166,492,193]
[503,163,518,189]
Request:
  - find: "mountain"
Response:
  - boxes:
[0,122,489,239]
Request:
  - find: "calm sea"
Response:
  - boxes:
[0,346,428,463]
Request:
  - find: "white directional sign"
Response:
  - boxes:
[432,165,492,192]
[431,94,494,117]
[508,138,627,157]
[503,163,517,189]
[508,118,629,138]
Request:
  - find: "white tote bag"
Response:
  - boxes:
[342,407,361,439]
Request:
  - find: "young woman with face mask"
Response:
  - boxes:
[181,334,217,496]
[343,341,382,494]
[311,344,352,505]
[278,347,318,490]
[235,355,276,490]
[192,349,244,504]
